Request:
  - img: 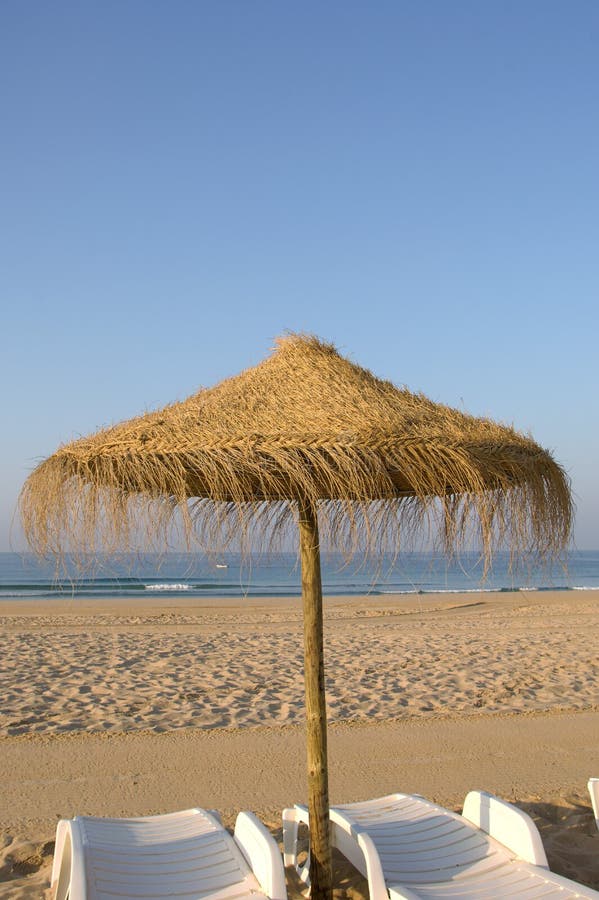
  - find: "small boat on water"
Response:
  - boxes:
[215,563,228,569]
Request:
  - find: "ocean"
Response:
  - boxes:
[0,550,597,600]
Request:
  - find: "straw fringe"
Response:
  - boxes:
[19,334,572,565]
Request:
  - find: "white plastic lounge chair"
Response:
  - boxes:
[283,790,599,898]
[51,807,287,900]
[589,778,599,831]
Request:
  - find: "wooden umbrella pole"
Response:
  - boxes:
[298,497,332,900]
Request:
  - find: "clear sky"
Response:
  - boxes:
[1,1,598,551]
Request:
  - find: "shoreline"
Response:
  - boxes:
[0,584,595,612]
[1,582,596,601]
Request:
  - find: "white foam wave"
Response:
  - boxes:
[145,583,190,592]
[377,587,497,595]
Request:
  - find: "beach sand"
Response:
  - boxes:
[1,589,598,897]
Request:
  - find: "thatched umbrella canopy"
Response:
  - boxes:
[20,334,572,900]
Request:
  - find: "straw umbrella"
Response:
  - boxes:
[20,334,571,900]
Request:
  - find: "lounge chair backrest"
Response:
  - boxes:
[51,807,287,900]
[283,791,599,900]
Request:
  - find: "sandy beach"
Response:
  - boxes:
[1,589,598,897]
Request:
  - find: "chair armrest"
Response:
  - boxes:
[51,818,88,900]
[282,805,310,885]
[351,828,390,900]
[234,811,287,900]
[588,778,599,830]
[462,790,548,867]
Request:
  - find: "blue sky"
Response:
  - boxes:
[1,1,598,550]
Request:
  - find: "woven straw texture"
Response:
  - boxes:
[20,334,571,561]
